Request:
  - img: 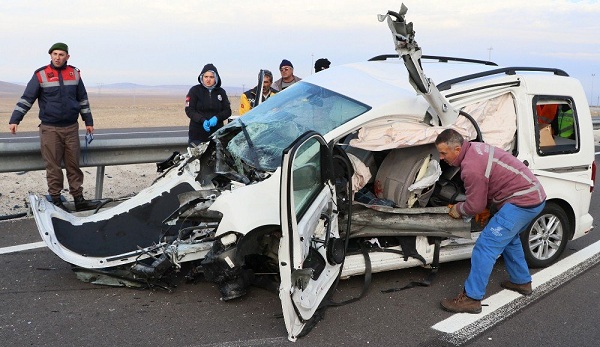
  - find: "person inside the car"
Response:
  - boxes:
[436,129,546,314]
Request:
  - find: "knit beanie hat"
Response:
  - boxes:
[280,59,293,69]
[48,42,69,54]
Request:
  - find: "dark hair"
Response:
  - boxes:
[314,58,331,72]
[435,129,464,147]
[264,70,273,81]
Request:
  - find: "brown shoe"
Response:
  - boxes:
[500,280,532,296]
[440,292,482,314]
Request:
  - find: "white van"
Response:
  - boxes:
[29,4,596,341]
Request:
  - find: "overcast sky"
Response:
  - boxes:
[2,0,599,101]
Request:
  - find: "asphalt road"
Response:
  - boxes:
[1,163,599,346]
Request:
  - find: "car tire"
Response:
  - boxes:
[520,202,569,268]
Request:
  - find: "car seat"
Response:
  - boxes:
[374,144,440,208]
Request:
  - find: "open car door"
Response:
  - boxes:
[278,131,344,341]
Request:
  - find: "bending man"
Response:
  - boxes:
[435,129,546,314]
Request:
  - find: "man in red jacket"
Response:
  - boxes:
[435,129,546,313]
[9,42,99,212]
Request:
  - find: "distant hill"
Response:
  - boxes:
[97,83,243,96]
[0,81,25,94]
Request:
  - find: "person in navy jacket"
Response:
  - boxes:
[185,63,231,145]
[9,42,99,212]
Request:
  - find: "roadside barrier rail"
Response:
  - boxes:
[0,135,188,199]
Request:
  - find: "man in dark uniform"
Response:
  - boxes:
[9,42,99,212]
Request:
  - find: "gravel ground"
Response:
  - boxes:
[0,163,159,219]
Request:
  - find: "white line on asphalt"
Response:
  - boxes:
[194,337,289,346]
[432,239,600,345]
[0,241,46,254]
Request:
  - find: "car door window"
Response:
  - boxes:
[291,137,323,219]
[533,96,579,155]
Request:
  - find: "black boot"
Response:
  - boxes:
[74,195,102,212]
[51,195,69,212]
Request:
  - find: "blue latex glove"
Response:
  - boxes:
[208,116,218,127]
[203,120,211,132]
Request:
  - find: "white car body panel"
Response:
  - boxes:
[29,154,204,268]
[278,134,341,341]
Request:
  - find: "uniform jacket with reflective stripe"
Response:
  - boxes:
[453,141,546,217]
[9,63,93,127]
[239,87,277,115]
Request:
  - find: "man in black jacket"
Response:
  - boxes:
[9,42,100,212]
[185,63,232,145]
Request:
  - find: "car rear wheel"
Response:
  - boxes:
[520,202,569,268]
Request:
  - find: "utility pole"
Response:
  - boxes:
[487,47,493,61]
[311,53,314,75]
[591,74,595,106]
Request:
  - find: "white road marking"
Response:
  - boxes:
[194,337,289,346]
[0,241,46,254]
[432,239,600,345]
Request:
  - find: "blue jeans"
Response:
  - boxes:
[465,202,545,300]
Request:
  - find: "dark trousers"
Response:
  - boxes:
[39,123,84,197]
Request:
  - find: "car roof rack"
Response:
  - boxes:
[368,54,498,66]
[437,67,570,91]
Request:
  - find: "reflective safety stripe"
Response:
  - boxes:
[484,146,494,178]
[17,98,32,108]
[483,145,544,204]
[40,81,60,88]
[13,105,27,114]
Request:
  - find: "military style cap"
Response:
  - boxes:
[48,42,69,54]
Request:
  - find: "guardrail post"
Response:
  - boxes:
[95,165,105,199]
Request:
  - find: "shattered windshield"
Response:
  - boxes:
[222,82,370,171]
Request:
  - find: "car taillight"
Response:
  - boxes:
[592,161,596,193]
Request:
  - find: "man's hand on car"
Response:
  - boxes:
[448,204,461,219]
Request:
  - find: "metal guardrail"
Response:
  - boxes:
[0,135,188,199]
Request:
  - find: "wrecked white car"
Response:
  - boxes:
[29,4,596,341]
